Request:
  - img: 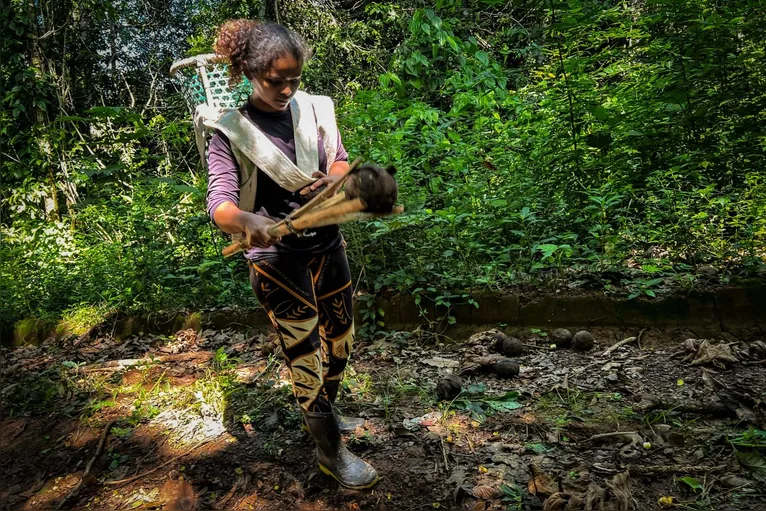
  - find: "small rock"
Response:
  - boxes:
[261,411,280,431]
[573,331,595,351]
[501,336,524,357]
[436,374,463,401]
[551,328,573,348]
[495,359,520,379]
[605,373,619,383]
[696,265,718,279]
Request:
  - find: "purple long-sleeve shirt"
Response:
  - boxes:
[206,99,348,256]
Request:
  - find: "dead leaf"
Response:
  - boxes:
[584,482,605,510]
[749,341,766,359]
[528,463,557,498]
[422,357,460,369]
[690,340,738,367]
[543,492,570,510]
[566,494,584,510]
[606,471,631,510]
[561,463,590,494]
[471,485,503,500]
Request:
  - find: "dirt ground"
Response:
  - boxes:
[1,323,765,510]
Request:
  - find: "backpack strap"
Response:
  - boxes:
[310,94,339,166]
[291,90,320,177]
[205,109,316,191]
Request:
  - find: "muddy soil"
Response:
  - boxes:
[1,325,765,510]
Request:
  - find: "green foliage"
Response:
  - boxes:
[729,428,766,448]
[1,0,765,332]
[677,476,703,492]
[452,389,522,422]
[735,451,766,482]
[501,483,523,510]
[341,0,766,307]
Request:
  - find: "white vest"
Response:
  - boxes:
[195,90,339,213]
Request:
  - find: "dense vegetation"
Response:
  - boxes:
[2,0,765,333]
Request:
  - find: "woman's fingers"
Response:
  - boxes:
[310,170,328,191]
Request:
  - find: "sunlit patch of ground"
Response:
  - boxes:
[1,325,765,510]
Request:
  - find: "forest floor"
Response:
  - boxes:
[1,323,765,510]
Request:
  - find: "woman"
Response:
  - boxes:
[205,20,379,489]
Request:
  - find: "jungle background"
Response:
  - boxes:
[2,0,765,336]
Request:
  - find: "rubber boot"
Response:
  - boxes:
[303,414,365,434]
[302,408,380,489]
[325,380,365,433]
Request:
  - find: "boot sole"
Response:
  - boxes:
[318,463,381,490]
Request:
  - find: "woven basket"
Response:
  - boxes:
[170,53,252,112]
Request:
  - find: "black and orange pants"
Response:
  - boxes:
[249,243,354,413]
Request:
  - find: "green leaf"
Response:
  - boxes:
[594,105,609,121]
[475,51,489,66]
[677,476,702,491]
[485,391,522,411]
[464,383,487,394]
[737,452,766,481]
[446,36,460,52]
[524,443,551,454]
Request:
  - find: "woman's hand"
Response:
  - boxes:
[242,212,280,248]
[309,170,340,191]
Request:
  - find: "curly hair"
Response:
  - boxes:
[214,20,312,86]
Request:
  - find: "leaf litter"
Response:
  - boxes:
[1,326,765,509]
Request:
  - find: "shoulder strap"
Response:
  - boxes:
[193,104,224,170]
[290,91,320,175]
[204,109,316,193]
[311,95,339,167]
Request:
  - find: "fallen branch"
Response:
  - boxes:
[601,336,637,357]
[636,328,647,350]
[57,420,115,509]
[213,478,241,510]
[568,361,603,381]
[104,437,214,487]
[630,464,726,475]
[584,431,640,443]
[76,351,213,373]
[635,399,734,417]
[439,435,451,471]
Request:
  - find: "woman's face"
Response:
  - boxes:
[249,54,303,112]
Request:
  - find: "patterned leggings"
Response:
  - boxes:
[249,243,354,413]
